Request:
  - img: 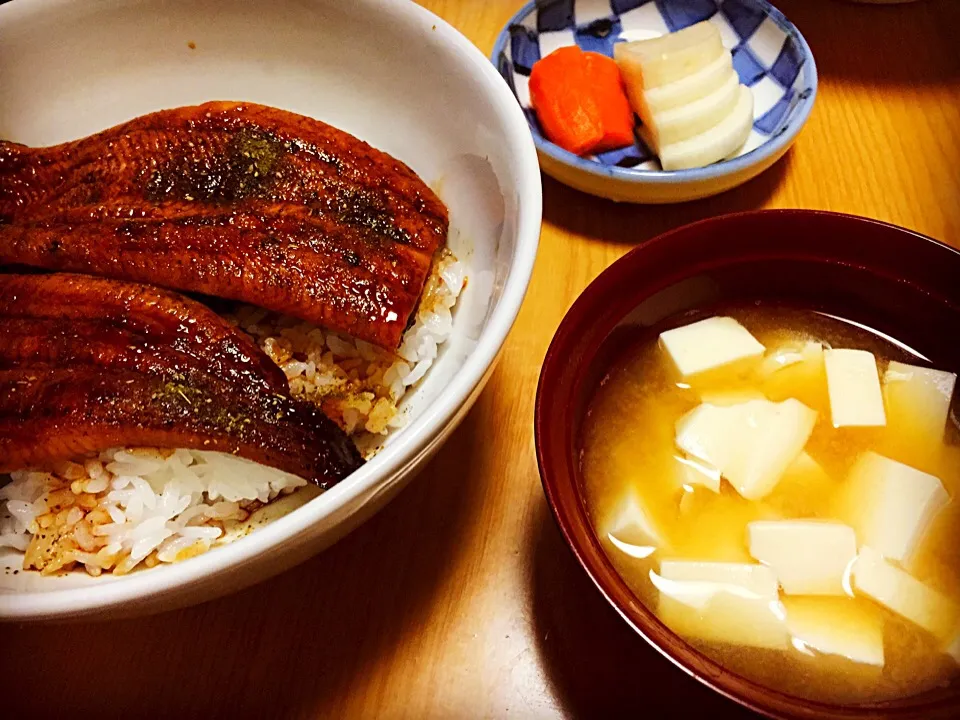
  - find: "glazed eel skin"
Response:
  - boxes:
[0,101,448,349]
[0,368,362,488]
[0,272,288,396]
[0,273,363,487]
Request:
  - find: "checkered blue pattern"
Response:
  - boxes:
[494,0,813,171]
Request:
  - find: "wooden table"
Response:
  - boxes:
[3,1,959,717]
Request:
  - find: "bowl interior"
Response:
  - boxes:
[493,0,815,180]
[0,0,540,614]
[536,210,960,719]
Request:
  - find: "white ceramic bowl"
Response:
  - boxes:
[492,0,817,203]
[0,0,541,621]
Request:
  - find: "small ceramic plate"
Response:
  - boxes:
[492,0,817,203]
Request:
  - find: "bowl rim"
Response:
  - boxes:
[0,0,543,620]
[534,209,960,719]
[490,0,818,186]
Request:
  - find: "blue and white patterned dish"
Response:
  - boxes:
[492,0,817,203]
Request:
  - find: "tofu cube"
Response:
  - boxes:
[884,361,957,465]
[748,520,857,595]
[675,398,818,500]
[784,597,884,667]
[602,486,670,559]
[654,560,788,649]
[659,316,764,378]
[837,452,948,566]
[824,349,886,427]
[853,546,959,642]
[674,453,721,493]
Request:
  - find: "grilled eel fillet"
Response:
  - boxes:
[0,101,449,349]
[0,368,362,487]
[0,273,363,486]
[0,272,288,395]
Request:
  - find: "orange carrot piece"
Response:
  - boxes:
[583,52,636,152]
[529,47,604,156]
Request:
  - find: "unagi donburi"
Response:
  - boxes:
[0,102,465,576]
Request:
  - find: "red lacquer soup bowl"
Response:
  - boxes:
[534,210,960,719]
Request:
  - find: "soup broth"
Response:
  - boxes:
[580,305,960,704]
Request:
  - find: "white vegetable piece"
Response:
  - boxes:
[614,21,724,91]
[674,453,722,493]
[839,452,948,566]
[884,361,957,451]
[675,398,817,500]
[784,597,885,667]
[824,349,887,427]
[853,546,959,642]
[602,485,669,559]
[748,520,857,595]
[657,85,754,171]
[643,52,733,114]
[650,70,740,148]
[615,21,752,170]
[653,560,788,649]
[659,316,764,377]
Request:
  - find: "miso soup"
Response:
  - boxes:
[580,306,960,704]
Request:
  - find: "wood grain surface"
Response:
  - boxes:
[2,1,959,718]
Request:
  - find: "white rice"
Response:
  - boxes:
[0,252,465,575]
[0,450,305,575]
[234,250,465,435]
